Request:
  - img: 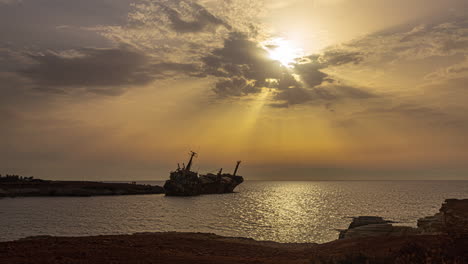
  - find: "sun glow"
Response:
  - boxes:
[264,38,304,67]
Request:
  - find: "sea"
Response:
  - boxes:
[1,181,467,243]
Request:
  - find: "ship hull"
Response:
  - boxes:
[164,171,244,196]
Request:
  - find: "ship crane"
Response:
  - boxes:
[233,161,241,176]
[185,151,197,172]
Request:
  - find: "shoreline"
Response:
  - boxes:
[0,180,165,197]
[2,194,467,263]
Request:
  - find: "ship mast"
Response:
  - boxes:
[185,151,197,172]
[233,161,241,176]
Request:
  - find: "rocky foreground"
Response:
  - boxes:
[1,199,467,264]
[0,233,466,264]
[0,181,164,197]
[338,199,468,240]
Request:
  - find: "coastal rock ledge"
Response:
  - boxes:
[0,181,164,197]
[339,199,468,240]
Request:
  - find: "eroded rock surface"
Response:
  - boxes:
[339,216,418,239]
[417,199,468,238]
[340,199,468,240]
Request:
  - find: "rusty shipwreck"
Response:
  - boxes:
[163,151,244,196]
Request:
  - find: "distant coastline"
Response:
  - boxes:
[0,175,164,197]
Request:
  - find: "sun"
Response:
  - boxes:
[264,38,303,67]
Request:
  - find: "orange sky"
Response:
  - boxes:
[1,0,468,180]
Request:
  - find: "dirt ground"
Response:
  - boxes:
[1,232,467,264]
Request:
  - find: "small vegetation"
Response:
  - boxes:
[0,174,42,183]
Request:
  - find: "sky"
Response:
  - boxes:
[1,0,468,180]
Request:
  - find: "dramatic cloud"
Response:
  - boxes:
[346,18,468,64]
[271,87,311,108]
[19,47,152,95]
[0,0,369,107]
[202,32,282,79]
[198,32,370,106]
[2,0,468,180]
[213,77,259,97]
[153,1,228,33]
[200,32,285,96]
[0,0,130,50]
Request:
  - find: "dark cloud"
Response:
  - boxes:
[19,47,153,95]
[197,32,372,107]
[327,85,376,99]
[276,72,302,90]
[272,84,376,108]
[202,32,283,80]
[128,0,229,34]
[294,62,329,87]
[0,0,376,108]
[319,50,363,66]
[149,62,203,78]
[0,0,130,50]
[293,50,363,88]
[271,87,312,108]
[267,50,366,107]
[213,77,259,97]
[16,46,210,95]
[200,32,288,97]
[156,1,228,33]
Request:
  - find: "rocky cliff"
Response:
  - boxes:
[418,198,468,238]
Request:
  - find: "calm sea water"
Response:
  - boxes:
[1,181,467,243]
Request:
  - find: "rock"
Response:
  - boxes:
[417,213,445,234]
[339,216,418,239]
[163,171,243,196]
[348,216,390,229]
[442,199,468,238]
[418,199,468,238]
[341,199,468,240]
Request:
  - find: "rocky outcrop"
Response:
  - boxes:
[339,216,418,239]
[417,198,468,238]
[0,181,165,197]
[417,213,445,234]
[3,232,468,264]
[347,216,390,229]
[442,199,468,238]
[163,170,244,196]
[340,199,468,240]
